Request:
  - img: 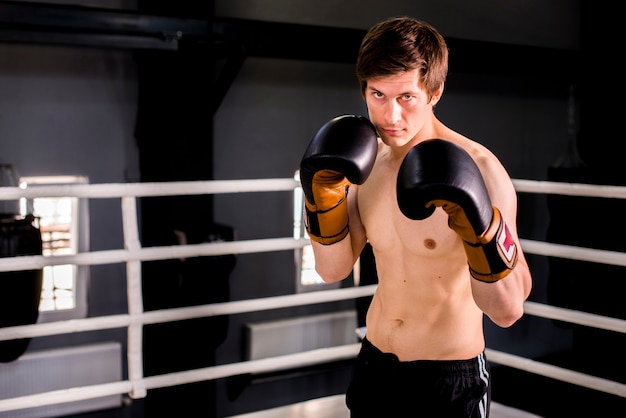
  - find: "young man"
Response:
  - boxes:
[299,17,532,417]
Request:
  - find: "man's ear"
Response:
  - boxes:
[430,83,445,105]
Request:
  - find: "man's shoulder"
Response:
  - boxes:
[436,133,498,166]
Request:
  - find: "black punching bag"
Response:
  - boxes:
[0,164,44,362]
[0,215,44,362]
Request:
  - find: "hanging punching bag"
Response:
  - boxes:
[0,164,44,362]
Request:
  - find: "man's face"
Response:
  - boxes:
[364,69,436,148]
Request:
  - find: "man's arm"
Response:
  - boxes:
[299,115,377,282]
[396,139,532,327]
[471,169,532,328]
[311,185,368,283]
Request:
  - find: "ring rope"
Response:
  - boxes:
[2,285,623,342]
[0,286,378,342]
[485,349,626,398]
[0,344,362,413]
[2,178,623,200]
[513,179,626,199]
[1,177,625,414]
[122,196,146,398]
[2,343,625,413]
[0,238,312,272]
[522,301,626,334]
[520,239,626,267]
[0,178,300,199]
[2,238,624,273]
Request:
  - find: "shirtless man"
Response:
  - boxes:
[299,17,532,417]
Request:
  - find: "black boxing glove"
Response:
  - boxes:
[396,139,518,282]
[299,115,378,245]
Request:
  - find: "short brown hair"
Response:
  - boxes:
[356,17,449,99]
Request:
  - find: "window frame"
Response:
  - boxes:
[19,175,89,322]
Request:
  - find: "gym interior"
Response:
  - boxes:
[1,1,624,417]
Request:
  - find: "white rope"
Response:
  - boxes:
[0,314,131,341]
[0,345,360,413]
[121,196,146,399]
[0,178,299,199]
[486,349,626,398]
[142,344,361,390]
[523,301,626,334]
[3,178,624,200]
[0,237,312,272]
[1,344,625,413]
[1,177,626,414]
[520,239,626,267]
[3,290,621,345]
[0,285,378,341]
[513,179,626,199]
[1,237,623,273]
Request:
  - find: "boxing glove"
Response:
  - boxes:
[396,139,517,282]
[300,115,378,245]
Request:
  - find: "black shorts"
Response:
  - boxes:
[346,337,491,417]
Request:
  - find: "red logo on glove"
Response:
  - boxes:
[497,223,516,263]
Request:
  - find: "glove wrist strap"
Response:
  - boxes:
[464,207,518,283]
[305,196,349,245]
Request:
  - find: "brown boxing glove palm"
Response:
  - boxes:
[305,170,351,245]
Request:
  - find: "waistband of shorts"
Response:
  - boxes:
[360,336,487,374]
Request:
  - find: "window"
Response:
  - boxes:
[19,176,89,322]
[293,171,340,292]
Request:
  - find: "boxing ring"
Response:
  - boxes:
[0,177,625,416]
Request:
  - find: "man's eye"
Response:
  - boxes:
[402,94,412,101]
[373,91,383,98]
